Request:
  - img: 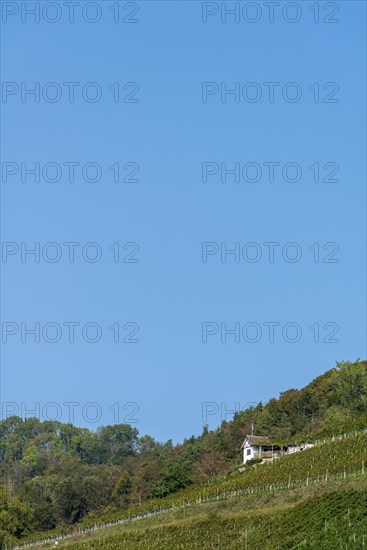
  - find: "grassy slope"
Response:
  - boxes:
[24,432,367,550]
[33,481,367,549]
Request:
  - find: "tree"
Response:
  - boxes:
[333,360,367,414]
[97,424,139,464]
[112,471,132,508]
[153,460,192,498]
[191,451,228,483]
[53,478,89,524]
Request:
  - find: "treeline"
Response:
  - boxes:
[0,360,366,547]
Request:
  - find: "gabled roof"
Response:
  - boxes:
[241,435,271,449]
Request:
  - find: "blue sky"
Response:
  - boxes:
[1,1,366,442]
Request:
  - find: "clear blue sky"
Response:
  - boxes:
[1,1,366,442]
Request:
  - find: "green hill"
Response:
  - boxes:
[53,487,367,549]
[1,360,366,549]
[7,431,367,549]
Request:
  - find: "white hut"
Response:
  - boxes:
[241,435,274,463]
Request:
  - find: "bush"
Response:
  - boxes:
[245,458,263,467]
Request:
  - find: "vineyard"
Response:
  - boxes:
[54,488,367,549]
[8,430,367,549]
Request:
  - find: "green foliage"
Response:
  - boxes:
[10,430,367,549]
[0,359,366,547]
[43,489,367,549]
[244,457,263,466]
[333,360,367,413]
[152,459,192,498]
[0,495,35,544]
[112,471,132,508]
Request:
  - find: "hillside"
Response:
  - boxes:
[8,430,367,549]
[1,360,366,548]
[44,486,367,549]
